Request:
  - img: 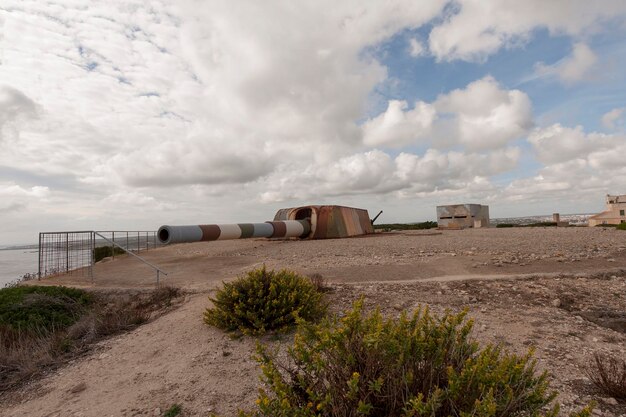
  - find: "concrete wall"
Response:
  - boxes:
[436,204,490,229]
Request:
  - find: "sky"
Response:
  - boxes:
[1,1,626,245]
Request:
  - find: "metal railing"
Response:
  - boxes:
[95,230,161,256]
[94,232,167,285]
[38,230,167,284]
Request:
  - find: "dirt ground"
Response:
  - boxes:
[2,227,626,416]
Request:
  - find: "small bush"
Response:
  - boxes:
[617,223,626,231]
[93,245,126,262]
[307,273,330,293]
[586,352,626,400]
[496,223,515,228]
[0,286,91,334]
[163,404,182,417]
[244,300,590,417]
[204,266,326,335]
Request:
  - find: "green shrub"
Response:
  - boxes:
[496,223,515,228]
[163,404,182,417]
[244,300,591,417]
[93,245,126,262]
[617,223,626,231]
[0,286,91,334]
[204,266,326,335]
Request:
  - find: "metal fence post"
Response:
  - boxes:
[90,231,95,283]
[38,233,42,280]
[65,232,69,273]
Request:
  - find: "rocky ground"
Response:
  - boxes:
[2,227,626,416]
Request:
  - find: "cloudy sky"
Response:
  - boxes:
[1,1,626,245]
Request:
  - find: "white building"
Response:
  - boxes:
[588,194,626,226]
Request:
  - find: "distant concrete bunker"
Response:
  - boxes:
[157,205,374,244]
[437,204,490,229]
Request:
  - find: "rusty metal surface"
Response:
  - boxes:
[273,205,373,239]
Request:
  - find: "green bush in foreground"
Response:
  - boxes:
[0,286,91,334]
[617,223,626,231]
[204,266,326,335]
[244,300,592,417]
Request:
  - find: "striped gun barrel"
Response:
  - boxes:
[157,220,311,244]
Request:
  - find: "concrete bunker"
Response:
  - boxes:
[436,204,490,229]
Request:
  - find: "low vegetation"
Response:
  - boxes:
[243,300,592,417]
[0,286,91,333]
[163,404,182,417]
[374,221,438,231]
[496,222,558,228]
[93,245,127,262]
[204,266,326,335]
[593,223,626,230]
[586,352,626,400]
[0,285,182,390]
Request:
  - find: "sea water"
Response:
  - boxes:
[0,247,39,287]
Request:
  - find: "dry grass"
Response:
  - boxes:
[586,352,626,400]
[307,273,331,293]
[0,286,183,391]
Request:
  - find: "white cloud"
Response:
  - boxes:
[0,183,50,213]
[260,147,520,202]
[602,107,625,130]
[534,43,598,84]
[588,142,626,170]
[507,125,626,202]
[0,85,39,142]
[0,0,450,191]
[362,76,533,150]
[409,38,425,57]
[528,124,620,164]
[362,100,435,147]
[428,1,626,62]
[434,76,533,149]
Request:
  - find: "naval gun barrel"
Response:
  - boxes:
[157,220,311,244]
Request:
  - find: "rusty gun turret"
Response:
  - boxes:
[157,205,375,244]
